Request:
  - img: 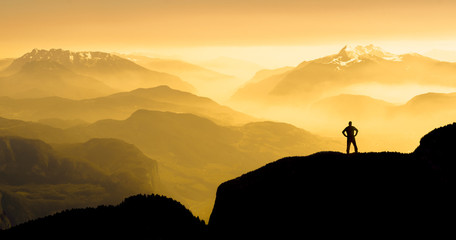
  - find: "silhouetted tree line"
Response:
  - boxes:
[1,194,208,239]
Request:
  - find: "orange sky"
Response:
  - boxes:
[2,0,456,62]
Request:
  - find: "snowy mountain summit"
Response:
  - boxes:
[21,48,119,66]
[5,48,144,75]
[324,44,402,67]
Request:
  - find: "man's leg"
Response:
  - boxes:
[346,138,351,154]
[353,139,358,153]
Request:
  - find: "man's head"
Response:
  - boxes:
[349,121,352,126]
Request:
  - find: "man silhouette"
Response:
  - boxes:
[342,121,358,154]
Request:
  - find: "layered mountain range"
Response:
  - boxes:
[0,109,340,223]
[0,85,254,126]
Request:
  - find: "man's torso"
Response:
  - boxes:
[344,126,357,138]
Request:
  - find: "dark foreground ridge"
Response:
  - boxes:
[209,123,456,239]
[2,123,456,239]
[1,194,207,239]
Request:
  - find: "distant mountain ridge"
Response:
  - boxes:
[7,49,122,70]
[121,54,241,102]
[231,44,456,106]
[0,85,255,125]
[0,49,194,98]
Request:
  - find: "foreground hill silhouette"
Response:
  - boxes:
[209,123,456,239]
[1,194,207,239]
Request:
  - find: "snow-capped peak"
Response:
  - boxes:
[341,45,398,59]
[17,49,119,67]
[329,44,402,67]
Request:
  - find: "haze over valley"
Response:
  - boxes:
[2,44,456,226]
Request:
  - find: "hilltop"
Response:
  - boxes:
[209,122,456,239]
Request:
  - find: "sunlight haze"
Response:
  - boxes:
[2,0,456,229]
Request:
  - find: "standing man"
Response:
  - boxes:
[342,121,358,154]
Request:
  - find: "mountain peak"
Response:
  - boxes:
[18,48,119,66]
[2,48,135,76]
[329,44,402,66]
[338,44,386,57]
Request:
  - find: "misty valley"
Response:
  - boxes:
[1,46,456,237]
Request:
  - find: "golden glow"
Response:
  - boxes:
[3,0,456,223]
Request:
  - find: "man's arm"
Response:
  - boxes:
[342,128,347,137]
[354,127,358,137]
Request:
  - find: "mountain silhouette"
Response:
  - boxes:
[1,194,207,239]
[209,122,456,239]
[0,117,80,143]
[1,49,194,95]
[414,122,456,185]
[0,85,254,125]
[0,136,159,229]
